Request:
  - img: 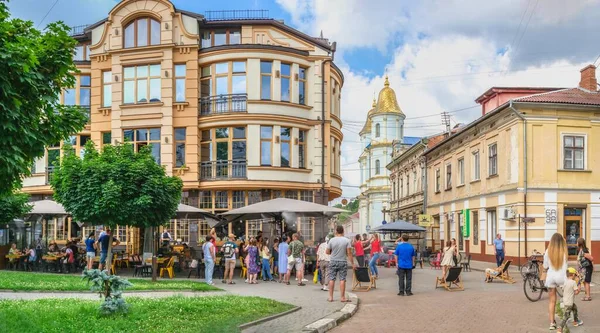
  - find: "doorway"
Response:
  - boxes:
[564,208,583,258]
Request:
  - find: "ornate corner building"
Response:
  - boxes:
[19,0,343,250]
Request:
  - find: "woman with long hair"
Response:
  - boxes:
[544,233,568,330]
[84,231,96,270]
[440,240,455,278]
[368,233,383,278]
[577,237,594,301]
[261,238,275,282]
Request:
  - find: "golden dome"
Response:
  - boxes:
[375,76,404,115]
[359,98,377,135]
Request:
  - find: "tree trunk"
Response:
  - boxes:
[105,235,113,275]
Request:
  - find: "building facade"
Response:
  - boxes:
[425,65,600,263]
[18,0,344,251]
[357,78,417,234]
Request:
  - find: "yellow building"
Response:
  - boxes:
[18,0,344,251]
[425,65,600,263]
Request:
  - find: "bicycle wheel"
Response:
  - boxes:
[520,262,538,279]
[523,276,544,302]
[427,255,437,267]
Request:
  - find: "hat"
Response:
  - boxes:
[567,267,578,275]
[228,233,236,239]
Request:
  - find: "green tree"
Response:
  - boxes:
[335,198,359,223]
[0,191,31,224]
[0,0,87,194]
[51,142,183,271]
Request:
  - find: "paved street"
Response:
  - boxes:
[334,266,600,333]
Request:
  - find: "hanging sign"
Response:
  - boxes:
[418,214,432,227]
[462,209,470,237]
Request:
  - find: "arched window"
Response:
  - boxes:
[124,17,160,48]
[375,159,380,175]
[375,123,381,138]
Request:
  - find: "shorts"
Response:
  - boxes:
[86,252,95,259]
[583,266,593,283]
[328,260,348,281]
[287,257,303,271]
[224,259,236,270]
[100,252,108,264]
[545,273,565,288]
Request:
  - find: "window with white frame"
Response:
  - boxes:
[458,158,464,185]
[563,135,585,170]
[123,64,161,104]
[445,163,452,189]
[488,143,497,176]
[487,210,497,245]
[472,151,480,181]
[298,217,313,240]
[247,219,263,239]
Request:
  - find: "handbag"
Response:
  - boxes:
[190,259,198,269]
[581,258,592,268]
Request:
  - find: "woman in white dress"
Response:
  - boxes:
[543,233,568,330]
[440,240,455,278]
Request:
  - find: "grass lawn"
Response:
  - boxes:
[0,271,219,292]
[0,296,294,333]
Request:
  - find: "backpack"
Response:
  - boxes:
[222,242,235,259]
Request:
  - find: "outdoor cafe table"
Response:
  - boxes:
[41,254,65,272]
[5,254,27,270]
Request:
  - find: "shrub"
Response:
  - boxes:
[82,269,133,316]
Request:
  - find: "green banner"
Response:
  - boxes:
[462,209,470,237]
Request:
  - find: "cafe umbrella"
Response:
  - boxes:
[217,198,347,242]
[25,200,68,248]
[371,220,427,253]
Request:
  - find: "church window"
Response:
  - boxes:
[375,159,380,175]
[375,123,381,138]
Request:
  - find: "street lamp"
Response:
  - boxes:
[382,202,390,225]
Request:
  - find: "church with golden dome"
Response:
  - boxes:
[357,77,419,233]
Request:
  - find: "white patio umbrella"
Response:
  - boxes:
[176,204,221,227]
[28,200,67,215]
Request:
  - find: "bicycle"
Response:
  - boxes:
[522,250,563,302]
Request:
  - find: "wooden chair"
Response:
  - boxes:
[485,260,515,284]
[110,253,117,275]
[352,267,376,292]
[436,266,464,291]
[160,256,175,279]
[240,256,247,278]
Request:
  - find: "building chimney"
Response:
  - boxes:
[579,65,597,91]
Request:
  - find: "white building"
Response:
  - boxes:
[357,77,418,233]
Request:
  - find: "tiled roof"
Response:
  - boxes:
[516,87,600,106]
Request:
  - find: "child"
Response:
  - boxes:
[558,267,583,332]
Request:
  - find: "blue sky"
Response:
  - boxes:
[9,0,600,199]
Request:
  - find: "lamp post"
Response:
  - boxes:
[382,202,390,225]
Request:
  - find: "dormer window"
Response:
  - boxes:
[124,17,160,48]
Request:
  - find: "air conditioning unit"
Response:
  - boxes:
[503,208,516,220]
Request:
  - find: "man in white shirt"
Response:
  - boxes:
[317,236,331,291]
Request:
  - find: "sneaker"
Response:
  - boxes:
[222,280,226,284]
[406,292,413,296]
[573,320,583,327]
[302,278,308,282]
[397,292,405,296]
[549,322,557,330]
[323,286,329,291]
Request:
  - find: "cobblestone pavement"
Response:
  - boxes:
[218,276,348,333]
[334,266,600,333]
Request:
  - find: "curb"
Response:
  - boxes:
[302,292,359,333]
[238,306,302,330]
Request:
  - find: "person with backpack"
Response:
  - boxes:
[221,233,239,284]
[161,229,172,247]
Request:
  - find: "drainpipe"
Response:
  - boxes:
[320,42,336,237]
[508,100,527,263]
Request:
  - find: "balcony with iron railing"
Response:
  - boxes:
[199,93,247,116]
[204,10,269,21]
[45,166,55,185]
[199,160,247,180]
[69,25,89,36]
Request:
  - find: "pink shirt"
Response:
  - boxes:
[354,241,364,256]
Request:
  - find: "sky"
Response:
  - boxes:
[9,0,600,200]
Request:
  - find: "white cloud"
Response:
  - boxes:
[275,1,599,198]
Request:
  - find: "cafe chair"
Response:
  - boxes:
[240,256,247,279]
[160,256,175,279]
[436,266,464,292]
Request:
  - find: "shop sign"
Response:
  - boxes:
[418,214,432,227]
[462,209,470,237]
[545,209,557,224]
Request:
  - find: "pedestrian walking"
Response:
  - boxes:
[577,237,593,301]
[84,231,96,270]
[287,233,306,286]
[440,240,455,278]
[353,234,365,267]
[221,234,239,284]
[544,232,568,331]
[247,238,260,284]
[96,228,120,271]
[362,233,371,266]
[272,237,280,278]
[494,233,505,267]
[203,236,215,285]
[278,235,290,283]
[326,225,355,302]
[558,267,584,332]
[261,238,275,281]
[395,234,416,296]
[368,233,383,278]
[317,236,331,291]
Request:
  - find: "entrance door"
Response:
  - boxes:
[565,216,582,258]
